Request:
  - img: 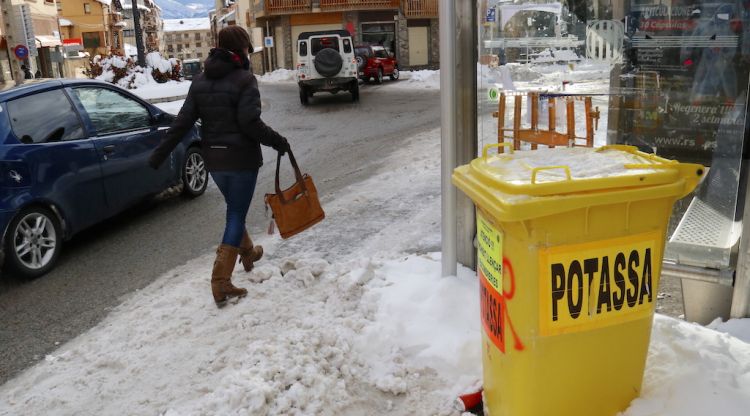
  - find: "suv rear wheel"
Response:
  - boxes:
[351,81,359,102]
[299,86,309,105]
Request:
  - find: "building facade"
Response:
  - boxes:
[121,0,163,55]
[1,0,67,81]
[226,0,439,72]
[163,18,212,62]
[58,0,125,56]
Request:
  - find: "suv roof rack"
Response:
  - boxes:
[297,30,351,41]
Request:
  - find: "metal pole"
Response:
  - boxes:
[440,0,457,276]
[731,163,750,318]
[455,0,478,270]
[266,20,271,72]
[131,0,146,67]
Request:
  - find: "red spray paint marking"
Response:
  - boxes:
[502,257,525,352]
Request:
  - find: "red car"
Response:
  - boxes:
[355,44,399,84]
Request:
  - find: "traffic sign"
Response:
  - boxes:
[486,8,496,23]
[13,45,29,60]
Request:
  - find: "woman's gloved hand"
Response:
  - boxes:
[274,137,291,155]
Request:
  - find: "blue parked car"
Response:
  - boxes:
[0,80,207,278]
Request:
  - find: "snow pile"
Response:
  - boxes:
[257,68,297,83]
[146,51,173,74]
[402,69,440,88]
[0,112,749,416]
[623,315,750,416]
[88,52,181,89]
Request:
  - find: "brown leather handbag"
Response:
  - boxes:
[264,149,325,239]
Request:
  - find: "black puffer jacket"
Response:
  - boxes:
[149,48,286,171]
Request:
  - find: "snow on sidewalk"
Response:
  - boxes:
[1,118,750,415]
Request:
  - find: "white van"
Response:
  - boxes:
[296,30,359,105]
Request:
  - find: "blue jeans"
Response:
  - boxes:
[210,170,259,247]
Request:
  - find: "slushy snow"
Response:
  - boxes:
[1,60,749,416]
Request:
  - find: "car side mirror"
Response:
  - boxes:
[151,112,165,125]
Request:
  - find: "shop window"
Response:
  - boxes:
[82,32,101,48]
[361,23,395,53]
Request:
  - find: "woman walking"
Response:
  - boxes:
[149,26,290,307]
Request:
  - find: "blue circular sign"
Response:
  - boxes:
[13,45,29,60]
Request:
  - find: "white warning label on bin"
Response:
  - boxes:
[538,232,662,336]
[477,211,502,294]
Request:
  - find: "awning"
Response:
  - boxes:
[36,35,62,47]
[59,18,73,27]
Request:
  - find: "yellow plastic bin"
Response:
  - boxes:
[452,144,704,416]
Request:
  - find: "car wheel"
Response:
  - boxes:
[375,68,383,84]
[4,206,62,278]
[300,86,309,105]
[390,67,399,81]
[182,146,208,198]
[351,80,359,102]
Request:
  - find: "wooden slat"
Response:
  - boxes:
[548,97,556,149]
[530,92,539,150]
[566,98,575,146]
[320,0,399,11]
[403,0,439,18]
[513,95,522,150]
[266,0,311,14]
[517,130,571,147]
[498,92,506,153]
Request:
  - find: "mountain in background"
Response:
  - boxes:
[154,0,213,19]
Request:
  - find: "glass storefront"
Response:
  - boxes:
[477,0,748,276]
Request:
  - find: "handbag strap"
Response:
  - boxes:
[275,149,308,203]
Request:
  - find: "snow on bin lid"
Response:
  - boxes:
[469,145,705,197]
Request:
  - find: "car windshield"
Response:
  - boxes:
[373,48,388,58]
[355,47,371,57]
[311,37,340,55]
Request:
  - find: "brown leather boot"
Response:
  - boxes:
[211,244,248,306]
[238,230,263,272]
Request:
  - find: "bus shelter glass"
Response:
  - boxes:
[477,0,748,284]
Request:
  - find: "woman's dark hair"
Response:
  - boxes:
[218,26,253,54]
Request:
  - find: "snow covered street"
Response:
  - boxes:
[1,64,749,415]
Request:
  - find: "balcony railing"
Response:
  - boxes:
[319,0,399,11]
[403,0,437,18]
[265,0,311,14]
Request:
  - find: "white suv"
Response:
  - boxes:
[296,30,359,105]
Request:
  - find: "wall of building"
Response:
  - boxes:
[163,29,212,62]
[59,0,111,55]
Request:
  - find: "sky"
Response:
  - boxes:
[1,62,749,416]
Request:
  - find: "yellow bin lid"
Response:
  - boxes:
[452,144,705,222]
